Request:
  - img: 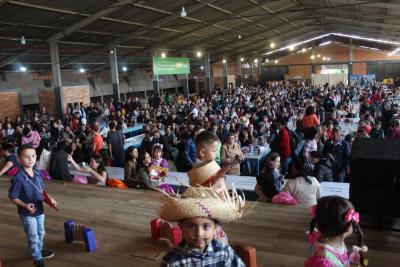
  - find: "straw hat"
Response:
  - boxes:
[188,160,224,186]
[159,186,245,223]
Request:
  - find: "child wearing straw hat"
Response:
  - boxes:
[159,186,246,267]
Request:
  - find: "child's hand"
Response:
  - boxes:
[25,203,36,213]
[51,199,57,208]
[67,154,73,162]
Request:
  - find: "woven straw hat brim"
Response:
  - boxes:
[158,186,245,223]
[159,197,241,223]
[188,160,221,186]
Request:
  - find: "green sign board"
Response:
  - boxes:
[153,57,190,75]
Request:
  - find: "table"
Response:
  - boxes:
[243,145,270,176]
[165,171,257,192]
[123,123,145,138]
[124,134,145,150]
[338,118,359,135]
[69,166,125,180]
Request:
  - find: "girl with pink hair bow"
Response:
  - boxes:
[305,196,368,267]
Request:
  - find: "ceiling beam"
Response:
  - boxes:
[180,13,312,53]
[246,29,324,58]
[0,0,137,69]
[208,22,319,55]
[60,0,218,69]
[107,0,218,48]
[0,0,8,8]
[149,0,274,50]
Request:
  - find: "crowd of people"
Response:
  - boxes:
[1,81,400,193]
[4,80,399,266]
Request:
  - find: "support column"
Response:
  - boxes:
[151,48,160,95]
[249,58,253,83]
[348,38,353,84]
[311,44,317,74]
[182,52,189,97]
[258,57,262,84]
[236,56,242,86]
[110,47,120,101]
[204,52,211,95]
[50,40,64,120]
[223,54,228,89]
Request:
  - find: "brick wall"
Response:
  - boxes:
[352,63,368,75]
[288,65,312,76]
[38,86,90,117]
[38,89,57,116]
[62,85,91,108]
[0,91,21,122]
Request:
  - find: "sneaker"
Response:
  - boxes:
[41,250,54,259]
[33,260,45,267]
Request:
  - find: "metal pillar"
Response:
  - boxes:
[151,48,160,95]
[258,57,262,84]
[204,52,211,95]
[182,52,189,97]
[249,58,253,83]
[311,44,317,74]
[348,38,353,84]
[49,40,64,120]
[236,55,242,86]
[109,47,120,101]
[223,54,228,89]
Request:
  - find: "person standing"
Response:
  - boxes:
[221,133,243,175]
[9,145,57,267]
[106,121,125,167]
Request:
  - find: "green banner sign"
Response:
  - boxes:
[153,57,190,75]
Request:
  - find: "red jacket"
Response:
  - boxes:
[273,127,291,159]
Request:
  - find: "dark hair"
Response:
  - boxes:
[17,144,36,157]
[195,130,220,149]
[308,196,366,266]
[289,159,313,183]
[310,151,321,159]
[109,121,116,130]
[304,127,319,140]
[22,127,31,136]
[125,146,138,163]
[305,106,315,116]
[137,151,151,170]
[57,141,66,151]
[0,142,15,154]
[91,153,107,174]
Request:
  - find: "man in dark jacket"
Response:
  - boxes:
[49,141,73,181]
[310,151,334,182]
[322,128,350,182]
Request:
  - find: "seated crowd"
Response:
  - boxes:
[1,80,400,204]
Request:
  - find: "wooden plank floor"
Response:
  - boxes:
[1,177,399,267]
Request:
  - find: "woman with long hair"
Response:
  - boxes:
[254,152,284,201]
[68,154,108,186]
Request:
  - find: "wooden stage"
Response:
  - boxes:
[0,177,399,267]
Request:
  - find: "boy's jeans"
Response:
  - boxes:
[20,214,45,261]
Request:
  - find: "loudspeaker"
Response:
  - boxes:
[350,139,400,217]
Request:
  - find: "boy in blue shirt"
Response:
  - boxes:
[159,186,246,267]
[9,145,57,267]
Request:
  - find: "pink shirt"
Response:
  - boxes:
[21,130,41,148]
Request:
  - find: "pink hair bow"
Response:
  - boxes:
[310,205,317,217]
[344,209,360,224]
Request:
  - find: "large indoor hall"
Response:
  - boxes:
[0,0,400,266]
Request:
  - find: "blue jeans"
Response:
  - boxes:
[20,214,45,261]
